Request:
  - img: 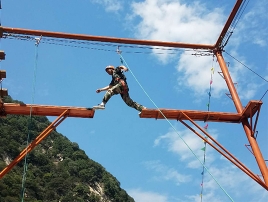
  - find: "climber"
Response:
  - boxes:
[93,65,146,112]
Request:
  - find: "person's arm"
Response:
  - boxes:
[96,85,112,93]
[119,65,128,72]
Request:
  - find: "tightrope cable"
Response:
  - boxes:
[118,53,234,202]
[21,37,41,202]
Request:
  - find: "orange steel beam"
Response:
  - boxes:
[216,51,243,112]
[2,103,95,118]
[0,109,69,179]
[0,26,214,50]
[215,0,243,48]
[140,109,242,123]
[139,101,262,123]
[216,50,268,186]
[179,112,268,191]
[139,100,262,123]
[1,0,265,190]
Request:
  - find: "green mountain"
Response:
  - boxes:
[0,96,134,202]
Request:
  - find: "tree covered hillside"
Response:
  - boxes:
[0,96,134,202]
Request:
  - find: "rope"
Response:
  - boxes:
[200,57,215,201]
[224,50,268,103]
[224,51,268,83]
[259,89,268,101]
[118,53,234,201]
[20,37,41,202]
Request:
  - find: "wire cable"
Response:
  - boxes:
[3,33,211,56]
[224,51,268,83]
[20,37,41,202]
[224,51,268,102]
[118,53,234,202]
[221,0,250,48]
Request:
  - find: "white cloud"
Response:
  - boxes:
[91,0,123,12]
[186,192,224,202]
[235,0,268,47]
[128,189,168,202]
[143,160,191,185]
[131,0,224,44]
[129,0,229,95]
[222,50,265,100]
[239,83,258,100]
[176,52,227,97]
[154,127,217,168]
[129,0,267,99]
[153,126,268,201]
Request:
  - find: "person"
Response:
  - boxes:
[93,65,146,112]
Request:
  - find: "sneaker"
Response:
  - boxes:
[93,103,105,110]
[138,106,146,115]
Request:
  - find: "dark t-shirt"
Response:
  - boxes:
[109,67,127,86]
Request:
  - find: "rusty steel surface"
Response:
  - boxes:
[3,103,95,118]
[217,52,268,186]
[216,51,244,113]
[139,109,243,123]
[241,100,262,117]
[179,117,268,191]
[215,0,243,48]
[139,100,263,123]
[0,26,214,50]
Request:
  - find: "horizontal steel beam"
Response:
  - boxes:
[3,103,95,118]
[0,26,215,50]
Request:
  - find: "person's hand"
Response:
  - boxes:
[96,89,101,93]
[122,67,128,72]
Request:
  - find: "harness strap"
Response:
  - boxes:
[116,78,128,94]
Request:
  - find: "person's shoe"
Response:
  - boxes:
[93,103,105,110]
[138,106,146,115]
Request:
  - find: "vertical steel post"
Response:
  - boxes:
[216,50,268,185]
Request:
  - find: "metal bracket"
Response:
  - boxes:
[249,104,261,138]
[0,98,6,116]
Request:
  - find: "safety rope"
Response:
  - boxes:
[200,57,215,201]
[21,37,41,202]
[118,52,234,202]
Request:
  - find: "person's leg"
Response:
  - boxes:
[120,91,145,112]
[102,84,121,104]
[94,84,121,109]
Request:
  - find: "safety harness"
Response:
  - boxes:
[115,77,128,94]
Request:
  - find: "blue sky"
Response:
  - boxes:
[1,0,268,201]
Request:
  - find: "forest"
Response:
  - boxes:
[0,96,134,202]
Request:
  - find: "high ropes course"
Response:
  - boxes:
[0,0,267,199]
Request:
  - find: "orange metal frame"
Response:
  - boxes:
[0,0,267,190]
[2,103,95,118]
